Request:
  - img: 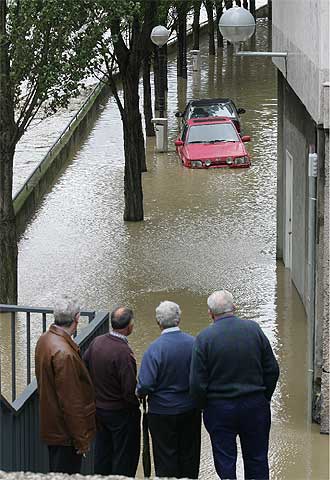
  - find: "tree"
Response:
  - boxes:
[83,1,158,221]
[174,1,189,79]
[143,48,155,137]
[215,0,224,48]
[204,0,216,56]
[250,0,256,17]
[268,0,272,21]
[192,0,202,50]
[0,0,96,303]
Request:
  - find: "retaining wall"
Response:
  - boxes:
[13,81,111,235]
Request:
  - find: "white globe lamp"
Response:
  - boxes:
[219,6,255,44]
[150,25,170,47]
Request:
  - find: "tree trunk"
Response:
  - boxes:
[243,0,248,8]
[143,53,155,137]
[268,0,272,21]
[164,44,168,95]
[216,2,224,48]
[158,45,167,117]
[192,0,202,50]
[205,0,216,56]
[0,0,18,304]
[236,0,241,6]
[225,0,233,8]
[250,0,256,18]
[122,70,144,221]
[0,150,17,305]
[177,3,187,79]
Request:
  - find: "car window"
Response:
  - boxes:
[203,104,235,118]
[188,103,236,119]
[187,123,239,143]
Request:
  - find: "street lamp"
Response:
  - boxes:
[150,25,170,152]
[150,25,170,48]
[150,25,170,117]
[219,6,287,60]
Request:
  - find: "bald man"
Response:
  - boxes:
[83,306,140,477]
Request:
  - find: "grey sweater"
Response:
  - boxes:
[189,315,279,407]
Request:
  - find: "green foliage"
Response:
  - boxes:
[5,0,98,136]
[2,0,181,137]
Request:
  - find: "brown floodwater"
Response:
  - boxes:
[0,18,328,479]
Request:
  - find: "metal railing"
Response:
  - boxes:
[0,304,96,402]
[0,305,109,473]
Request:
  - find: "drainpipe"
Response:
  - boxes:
[307,147,318,419]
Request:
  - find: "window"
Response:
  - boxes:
[187,123,239,144]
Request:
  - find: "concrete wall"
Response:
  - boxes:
[272,0,329,125]
[273,0,329,433]
[318,128,329,433]
[277,72,317,305]
[13,83,110,236]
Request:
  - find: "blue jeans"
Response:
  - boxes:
[203,394,271,480]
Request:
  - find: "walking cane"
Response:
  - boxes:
[142,398,151,478]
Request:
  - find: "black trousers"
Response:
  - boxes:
[94,407,141,477]
[48,445,82,474]
[148,408,201,479]
[203,394,271,480]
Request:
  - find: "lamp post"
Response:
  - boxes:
[150,25,170,152]
[219,6,287,61]
[150,25,170,117]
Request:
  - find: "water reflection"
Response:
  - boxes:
[1,18,327,479]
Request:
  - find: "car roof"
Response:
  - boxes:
[188,98,234,106]
[187,116,235,126]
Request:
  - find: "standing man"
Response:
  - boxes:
[35,296,96,474]
[83,306,140,477]
[137,301,201,479]
[190,290,279,480]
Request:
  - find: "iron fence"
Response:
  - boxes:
[0,304,96,402]
[0,306,109,473]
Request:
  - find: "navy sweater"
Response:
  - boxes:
[137,330,197,414]
[190,315,279,406]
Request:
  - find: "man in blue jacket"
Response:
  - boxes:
[190,290,279,480]
[137,301,201,479]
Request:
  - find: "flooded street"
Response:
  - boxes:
[2,18,328,479]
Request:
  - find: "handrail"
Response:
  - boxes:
[0,304,97,401]
[0,304,95,319]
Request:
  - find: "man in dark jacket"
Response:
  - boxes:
[35,296,96,474]
[137,301,201,479]
[83,306,140,477]
[190,290,279,480]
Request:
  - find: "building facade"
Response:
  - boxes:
[273,0,329,433]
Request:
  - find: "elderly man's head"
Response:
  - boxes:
[53,296,80,329]
[111,306,134,335]
[207,290,235,318]
[156,301,181,329]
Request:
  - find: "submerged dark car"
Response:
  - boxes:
[175,98,246,133]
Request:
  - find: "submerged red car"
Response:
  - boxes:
[175,117,251,169]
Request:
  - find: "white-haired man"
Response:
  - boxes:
[190,290,279,480]
[137,301,201,479]
[35,296,96,474]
